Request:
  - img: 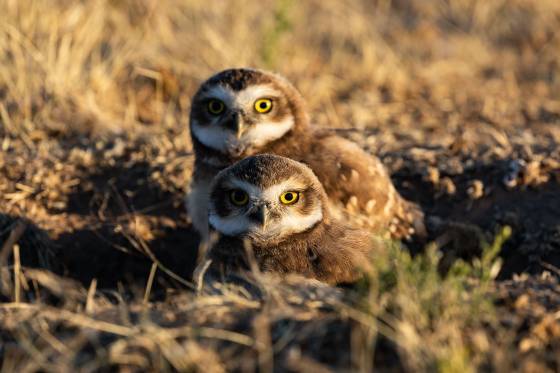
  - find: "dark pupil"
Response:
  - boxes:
[260,102,267,109]
[211,102,221,111]
[285,193,293,201]
[233,191,244,201]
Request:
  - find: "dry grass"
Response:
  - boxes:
[1,0,560,371]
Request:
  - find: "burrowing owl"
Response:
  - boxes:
[203,154,378,285]
[187,68,425,241]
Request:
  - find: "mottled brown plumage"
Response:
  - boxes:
[203,154,377,285]
[186,68,425,241]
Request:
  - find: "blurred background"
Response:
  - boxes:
[1,0,559,138]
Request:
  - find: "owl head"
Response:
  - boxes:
[189,68,309,158]
[208,154,328,245]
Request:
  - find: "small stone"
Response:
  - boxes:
[467,180,484,200]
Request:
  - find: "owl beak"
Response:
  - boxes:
[250,205,268,228]
[234,119,245,139]
[225,111,245,139]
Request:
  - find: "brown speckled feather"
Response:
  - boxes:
[304,130,426,238]
[208,222,376,285]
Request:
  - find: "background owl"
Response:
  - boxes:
[187,68,425,241]
[203,154,377,285]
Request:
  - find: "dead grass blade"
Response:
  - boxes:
[143,262,157,304]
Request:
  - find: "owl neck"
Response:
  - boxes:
[244,222,337,277]
[250,218,329,257]
[260,221,325,250]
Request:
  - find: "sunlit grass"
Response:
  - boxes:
[349,226,511,371]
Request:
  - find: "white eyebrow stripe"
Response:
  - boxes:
[235,85,282,106]
[225,177,306,201]
[199,84,280,108]
[226,179,263,197]
[199,85,235,106]
[262,178,306,201]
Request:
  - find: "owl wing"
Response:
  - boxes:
[311,223,383,285]
[304,131,425,239]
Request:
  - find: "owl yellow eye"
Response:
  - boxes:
[280,191,299,205]
[254,98,273,113]
[207,99,225,115]
[229,190,249,206]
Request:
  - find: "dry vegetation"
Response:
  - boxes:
[1,0,560,371]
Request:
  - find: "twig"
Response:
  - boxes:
[124,230,195,290]
[45,309,134,337]
[109,184,195,290]
[13,244,21,303]
[161,325,255,347]
[194,258,212,293]
[143,262,157,304]
[0,302,38,309]
[86,279,98,314]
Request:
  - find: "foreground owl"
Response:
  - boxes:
[187,68,425,242]
[203,154,378,285]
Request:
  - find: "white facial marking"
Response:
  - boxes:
[240,117,294,149]
[191,84,294,154]
[209,213,252,236]
[209,205,323,239]
[191,119,235,152]
[208,178,323,240]
[264,206,323,237]
[192,117,294,154]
